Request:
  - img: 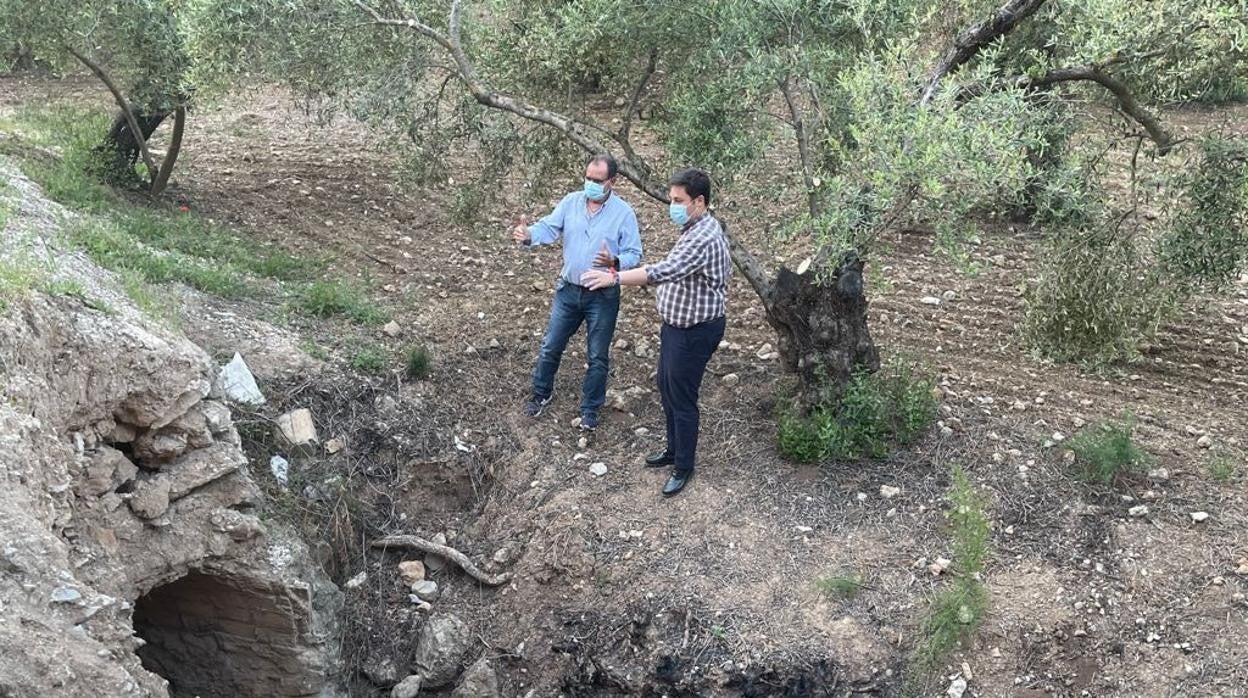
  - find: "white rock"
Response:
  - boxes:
[588,462,608,477]
[755,343,774,360]
[920,296,942,306]
[217,353,265,405]
[1190,511,1210,523]
[1129,505,1149,517]
[722,373,740,386]
[1147,468,1169,482]
[275,408,319,451]
[412,580,439,601]
[928,557,952,576]
[941,290,957,302]
[1197,434,1214,449]
[269,455,289,487]
[392,675,422,698]
[634,427,649,436]
[879,485,901,499]
[947,676,968,698]
[344,571,368,590]
[382,320,403,338]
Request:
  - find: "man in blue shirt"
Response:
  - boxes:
[511,153,643,430]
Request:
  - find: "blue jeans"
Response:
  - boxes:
[657,316,725,474]
[531,282,621,413]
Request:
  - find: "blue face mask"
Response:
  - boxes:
[669,202,690,226]
[584,180,606,201]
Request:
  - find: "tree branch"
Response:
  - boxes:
[919,0,1050,105]
[65,46,159,187]
[352,0,775,298]
[1022,65,1175,154]
[372,534,511,586]
[149,105,185,195]
[780,74,819,218]
[618,48,658,148]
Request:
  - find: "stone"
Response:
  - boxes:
[920,296,941,306]
[1190,511,1210,523]
[589,462,608,477]
[325,437,345,454]
[941,290,957,302]
[633,339,652,359]
[365,654,403,687]
[128,479,172,519]
[452,657,500,698]
[50,586,83,604]
[755,343,774,360]
[392,675,423,698]
[217,352,266,405]
[928,558,952,576]
[1129,505,1150,517]
[946,676,968,698]
[275,408,319,452]
[344,572,368,590]
[133,430,188,466]
[722,373,740,386]
[879,485,901,499]
[399,560,426,585]
[269,455,290,487]
[1197,434,1214,449]
[414,614,471,688]
[412,580,439,602]
[633,427,649,437]
[613,338,629,351]
[1147,468,1170,483]
[382,320,403,338]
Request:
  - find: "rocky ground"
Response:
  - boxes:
[2,75,1247,697]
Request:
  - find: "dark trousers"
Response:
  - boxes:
[657,316,725,474]
[532,282,621,413]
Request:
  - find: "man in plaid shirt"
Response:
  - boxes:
[582,168,730,497]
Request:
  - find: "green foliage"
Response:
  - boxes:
[1159,138,1248,291]
[349,345,386,374]
[12,107,114,211]
[948,466,989,576]
[906,465,990,695]
[1067,415,1148,484]
[0,256,39,312]
[405,345,432,380]
[777,357,937,462]
[1206,450,1239,483]
[816,571,866,600]
[295,281,389,325]
[1023,224,1164,365]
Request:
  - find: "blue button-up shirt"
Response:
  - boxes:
[526,191,642,287]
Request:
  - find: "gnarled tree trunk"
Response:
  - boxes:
[764,252,880,413]
[96,109,171,184]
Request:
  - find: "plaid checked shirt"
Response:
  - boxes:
[644,214,731,328]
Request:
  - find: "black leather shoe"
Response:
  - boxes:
[644,451,675,468]
[662,469,694,497]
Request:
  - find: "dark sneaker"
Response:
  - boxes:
[524,393,553,417]
[579,410,600,431]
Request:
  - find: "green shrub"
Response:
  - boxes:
[1207,451,1239,483]
[295,281,389,325]
[1067,415,1148,484]
[405,345,432,380]
[777,357,937,462]
[350,345,386,373]
[1157,138,1248,292]
[816,572,866,600]
[1023,225,1164,365]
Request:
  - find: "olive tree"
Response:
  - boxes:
[0,0,189,192]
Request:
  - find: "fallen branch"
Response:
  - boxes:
[371,534,512,586]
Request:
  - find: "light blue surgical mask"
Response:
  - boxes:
[584,179,606,201]
[669,202,689,226]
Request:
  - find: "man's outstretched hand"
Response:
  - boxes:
[511,214,531,244]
